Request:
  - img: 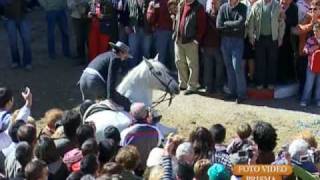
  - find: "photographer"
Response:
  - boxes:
[0,87,32,150]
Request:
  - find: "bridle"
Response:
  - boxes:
[144,59,175,108]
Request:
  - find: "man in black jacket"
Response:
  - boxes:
[79,41,132,111]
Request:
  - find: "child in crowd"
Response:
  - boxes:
[210,124,227,152]
[300,23,320,107]
[227,123,253,154]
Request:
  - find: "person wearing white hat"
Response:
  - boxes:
[79,41,133,111]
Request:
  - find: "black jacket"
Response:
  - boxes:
[88,51,131,111]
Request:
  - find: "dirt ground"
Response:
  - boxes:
[1,10,320,149]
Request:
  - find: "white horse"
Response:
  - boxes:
[84,57,180,141]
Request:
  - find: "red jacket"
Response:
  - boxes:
[147,0,172,31]
[176,0,206,43]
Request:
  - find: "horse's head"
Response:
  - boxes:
[143,56,180,95]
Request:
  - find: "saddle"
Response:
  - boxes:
[83,100,124,121]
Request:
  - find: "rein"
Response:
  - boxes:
[144,60,174,108]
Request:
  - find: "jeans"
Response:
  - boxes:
[46,9,70,58]
[128,27,152,68]
[255,35,278,86]
[175,41,200,90]
[301,67,320,103]
[201,47,225,92]
[220,37,246,98]
[4,18,32,66]
[154,29,173,67]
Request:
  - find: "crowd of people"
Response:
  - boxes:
[0,86,320,180]
[2,0,320,106]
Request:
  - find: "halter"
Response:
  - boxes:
[144,59,175,108]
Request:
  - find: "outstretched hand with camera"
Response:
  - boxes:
[22,87,32,108]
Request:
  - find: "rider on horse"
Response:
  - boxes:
[79,41,132,111]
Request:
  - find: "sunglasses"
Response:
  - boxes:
[310,7,320,11]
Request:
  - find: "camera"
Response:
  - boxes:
[238,149,253,159]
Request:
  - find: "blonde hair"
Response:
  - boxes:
[43,108,63,129]
[237,123,252,139]
[148,166,164,180]
[194,159,211,180]
[11,110,35,124]
[296,131,318,148]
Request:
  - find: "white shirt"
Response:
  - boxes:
[0,105,30,150]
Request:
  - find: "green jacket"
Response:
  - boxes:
[247,0,285,42]
[39,0,66,11]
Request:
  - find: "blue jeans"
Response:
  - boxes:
[154,29,173,67]
[221,37,246,98]
[4,18,32,66]
[128,27,152,68]
[201,47,225,92]
[301,67,320,103]
[46,9,70,58]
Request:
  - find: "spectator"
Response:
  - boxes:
[288,139,318,173]
[296,0,320,95]
[210,124,227,152]
[207,163,230,180]
[80,154,99,177]
[67,171,84,180]
[297,0,312,21]
[54,110,81,156]
[24,160,48,180]
[173,0,206,95]
[120,103,163,171]
[115,145,142,180]
[87,0,119,61]
[34,136,69,180]
[227,122,253,154]
[40,108,63,137]
[1,120,25,157]
[252,121,278,164]
[247,0,285,90]
[122,0,153,68]
[175,142,195,180]
[104,125,121,145]
[81,138,98,156]
[216,0,247,103]
[189,127,214,161]
[210,124,231,170]
[300,23,320,107]
[147,0,174,68]
[99,162,123,176]
[193,159,211,180]
[98,139,119,167]
[200,0,224,95]
[17,123,37,147]
[5,142,33,178]
[67,0,90,64]
[243,0,257,84]
[147,165,165,180]
[296,130,318,148]
[277,0,299,84]
[3,0,33,70]
[38,0,71,59]
[0,87,32,150]
[76,124,96,147]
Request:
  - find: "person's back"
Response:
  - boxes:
[121,123,162,169]
[87,51,120,82]
[54,110,81,156]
